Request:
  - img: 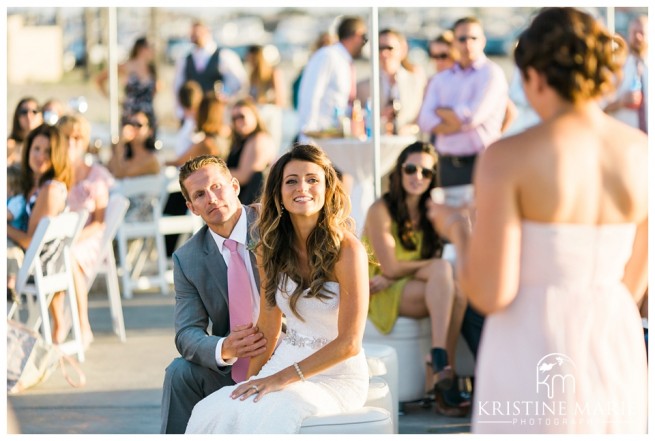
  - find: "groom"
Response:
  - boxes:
[160,155,267,433]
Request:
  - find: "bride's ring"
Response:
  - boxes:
[250,385,259,393]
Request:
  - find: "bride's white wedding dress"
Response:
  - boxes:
[185,276,369,434]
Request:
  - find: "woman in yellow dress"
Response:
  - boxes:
[362,141,467,415]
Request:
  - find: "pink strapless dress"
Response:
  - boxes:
[472,221,647,434]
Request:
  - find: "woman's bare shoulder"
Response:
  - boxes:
[250,131,274,146]
[339,231,367,256]
[366,198,389,217]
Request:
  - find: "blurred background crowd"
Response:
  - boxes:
[6,6,646,157]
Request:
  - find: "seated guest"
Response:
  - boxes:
[164,94,232,253]
[107,111,160,178]
[174,80,204,158]
[362,141,468,416]
[7,163,28,232]
[7,97,43,165]
[163,80,205,256]
[50,115,115,346]
[166,94,232,167]
[7,124,72,317]
[41,98,68,126]
[226,99,276,204]
[107,111,161,222]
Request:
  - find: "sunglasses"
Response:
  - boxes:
[457,35,479,43]
[379,45,396,52]
[430,52,450,60]
[19,108,40,116]
[359,34,369,45]
[126,121,145,128]
[231,114,245,122]
[402,163,434,179]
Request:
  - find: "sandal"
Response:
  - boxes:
[433,365,455,392]
[434,389,470,418]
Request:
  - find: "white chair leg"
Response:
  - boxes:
[130,238,149,280]
[117,230,133,299]
[105,253,127,342]
[155,230,169,296]
[64,262,85,362]
[36,288,53,346]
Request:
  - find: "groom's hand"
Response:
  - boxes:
[222,323,267,360]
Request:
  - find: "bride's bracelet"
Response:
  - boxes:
[293,362,306,382]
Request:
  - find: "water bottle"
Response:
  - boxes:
[364,99,373,139]
[391,98,402,135]
[627,75,643,110]
[350,99,365,139]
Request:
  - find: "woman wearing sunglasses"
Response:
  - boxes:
[107,110,160,179]
[428,31,458,75]
[7,97,43,165]
[362,141,468,417]
[225,99,275,204]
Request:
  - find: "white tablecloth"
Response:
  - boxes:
[315,135,416,235]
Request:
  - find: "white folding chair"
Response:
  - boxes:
[8,210,89,362]
[83,193,129,342]
[114,174,169,299]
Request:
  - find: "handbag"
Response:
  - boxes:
[7,319,86,394]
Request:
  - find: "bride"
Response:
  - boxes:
[186,144,370,433]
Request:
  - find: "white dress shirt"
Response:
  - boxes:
[173,41,247,119]
[606,53,648,129]
[208,206,260,367]
[297,42,353,137]
[357,65,427,130]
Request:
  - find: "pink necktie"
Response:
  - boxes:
[224,239,253,383]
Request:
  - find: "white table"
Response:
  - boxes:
[315,135,416,235]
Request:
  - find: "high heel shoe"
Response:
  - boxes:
[433,365,455,392]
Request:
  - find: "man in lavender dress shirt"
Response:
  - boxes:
[418,16,508,187]
[418,17,509,411]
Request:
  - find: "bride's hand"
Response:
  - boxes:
[230,373,286,403]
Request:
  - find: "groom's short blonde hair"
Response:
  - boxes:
[178,155,230,202]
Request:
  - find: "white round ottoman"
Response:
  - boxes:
[363,343,399,432]
[299,407,393,434]
[364,317,431,404]
[298,377,393,434]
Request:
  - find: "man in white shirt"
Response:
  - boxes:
[297,16,368,139]
[604,15,648,133]
[173,20,247,120]
[357,28,426,135]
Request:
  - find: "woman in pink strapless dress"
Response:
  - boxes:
[51,115,115,346]
[427,8,647,434]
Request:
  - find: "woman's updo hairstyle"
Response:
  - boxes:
[514,7,627,103]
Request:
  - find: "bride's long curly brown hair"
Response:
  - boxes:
[254,144,354,320]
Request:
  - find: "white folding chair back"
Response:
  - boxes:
[84,193,129,342]
[114,174,169,299]
[10,210,89,362]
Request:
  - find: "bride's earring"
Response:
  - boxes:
[279,205,285,218]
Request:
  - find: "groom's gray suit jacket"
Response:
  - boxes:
[172,205,260,376]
